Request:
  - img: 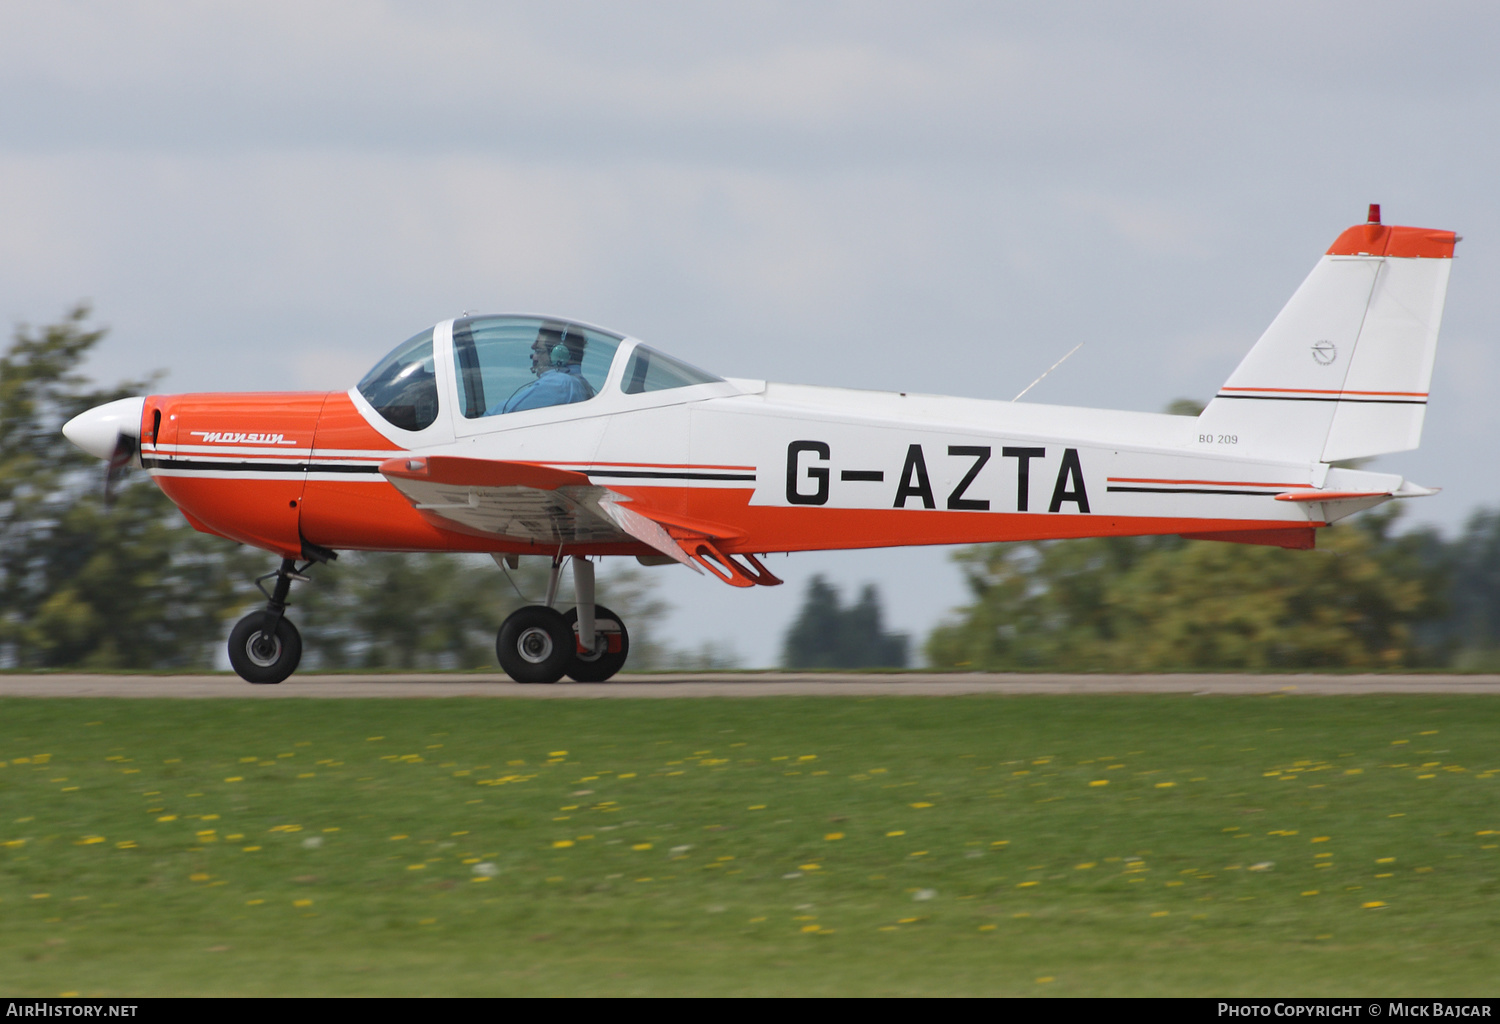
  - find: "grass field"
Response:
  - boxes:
[1,694,1497,996]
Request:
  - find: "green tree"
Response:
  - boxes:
[781,575,908,669]
[927,510,1447,671]
[0,306,259,668]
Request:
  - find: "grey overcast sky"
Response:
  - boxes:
[3,2,1497,665]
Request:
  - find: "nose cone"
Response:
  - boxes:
[62,396,146,460]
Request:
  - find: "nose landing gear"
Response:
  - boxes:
[227,557,317,685]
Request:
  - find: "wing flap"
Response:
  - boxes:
[379,456,701,571]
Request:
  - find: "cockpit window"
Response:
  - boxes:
[357,328,439,431]
[620,345,723,394]
[452,316,621,418]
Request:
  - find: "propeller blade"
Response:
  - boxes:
[104,431,138,507]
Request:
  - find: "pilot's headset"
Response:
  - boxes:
[550,329,583,369]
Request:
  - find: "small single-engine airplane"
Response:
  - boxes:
[63,205,1456,685]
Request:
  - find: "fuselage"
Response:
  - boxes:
[135,317,1370,562]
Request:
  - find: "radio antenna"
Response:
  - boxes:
[1012,342,1084,402]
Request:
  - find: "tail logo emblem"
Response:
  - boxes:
[1311,340,1337,365]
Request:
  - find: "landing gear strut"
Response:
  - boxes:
[494,555,630,684]
[228,557,314,685]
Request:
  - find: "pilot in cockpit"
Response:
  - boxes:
[491,326,595,414]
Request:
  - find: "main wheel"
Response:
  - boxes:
[228,612,303,685]
[496,605,572,684]
[562,605,630,683]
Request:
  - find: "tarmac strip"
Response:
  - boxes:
[1,673,1499,698]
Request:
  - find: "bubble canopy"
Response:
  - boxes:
[357,316,724,432]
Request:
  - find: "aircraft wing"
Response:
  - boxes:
[379,456,702,571]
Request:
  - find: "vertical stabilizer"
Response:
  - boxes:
[1196,208,1455,463]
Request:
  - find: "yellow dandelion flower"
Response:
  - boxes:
[979,924,997,931]
[799,863,821,871]
[553,840,575,849]
[189,873,210,882]
[1151,910,1169,917]
[1362,901,1387,909]
[886,830,905,837]
[293,899,313,907]
[246,899,264,906]
[632,843,652,851]
[1036,976,1054,984]
[1089,780,1108,787]
[824,833,844,841]
[909,802,933,808]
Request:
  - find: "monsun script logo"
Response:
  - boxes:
[1311,340,1337,365]
[190,431,300,446]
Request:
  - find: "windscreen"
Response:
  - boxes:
[356,328,439,432]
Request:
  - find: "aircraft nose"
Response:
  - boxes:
[62,396,146,460]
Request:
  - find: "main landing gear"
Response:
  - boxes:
[495,555,629,684]
[227,557,319,685]
[227,550,627,686]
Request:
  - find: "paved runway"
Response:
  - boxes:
[2,672,1499,698]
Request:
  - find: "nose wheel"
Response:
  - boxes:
[228,612,303,684]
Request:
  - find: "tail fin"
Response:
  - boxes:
[1196,206,1456,463]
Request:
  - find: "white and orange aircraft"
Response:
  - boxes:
[63,206,1455,685]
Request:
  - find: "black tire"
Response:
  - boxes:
[228,612,303,685]
[562,605,630,683]
[496,605,572,684]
